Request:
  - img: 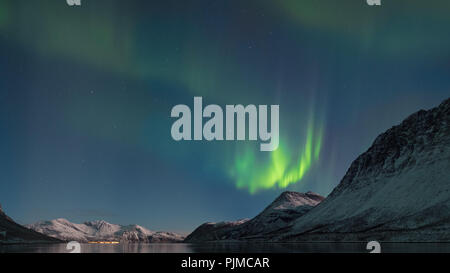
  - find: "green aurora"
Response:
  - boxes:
[230,119,323,194]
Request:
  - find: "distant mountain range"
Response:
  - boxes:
[186,97,450,242]
[26,219,184,243]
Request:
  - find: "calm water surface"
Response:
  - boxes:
[1,242,449,253]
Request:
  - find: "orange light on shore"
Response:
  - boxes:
[88,241,120,244]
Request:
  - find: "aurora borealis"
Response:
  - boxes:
[230,118,323,194]
[1,0,450,232]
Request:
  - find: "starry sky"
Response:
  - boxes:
[0,0,449,233]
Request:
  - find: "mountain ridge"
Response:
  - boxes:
[27,218,185,243]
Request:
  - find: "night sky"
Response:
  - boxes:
[0,0,449,233]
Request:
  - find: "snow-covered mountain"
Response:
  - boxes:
[184,191,324,242]
[27,219,184,243]
[276,98,450,241]
[0,204,61,244]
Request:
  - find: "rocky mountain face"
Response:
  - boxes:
[27,219,184,243]
[184,191,324,242]
[276,98,450,241]
[0,204,61,244]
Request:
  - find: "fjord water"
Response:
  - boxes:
[1,243,449,253]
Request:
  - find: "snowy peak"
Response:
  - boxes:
[241,191,324,236]
[84,220,122,236]
[270,191,324,210]
[123,224,153,234]
[184,191,324,242]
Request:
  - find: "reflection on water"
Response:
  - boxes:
[1,242,449,253]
